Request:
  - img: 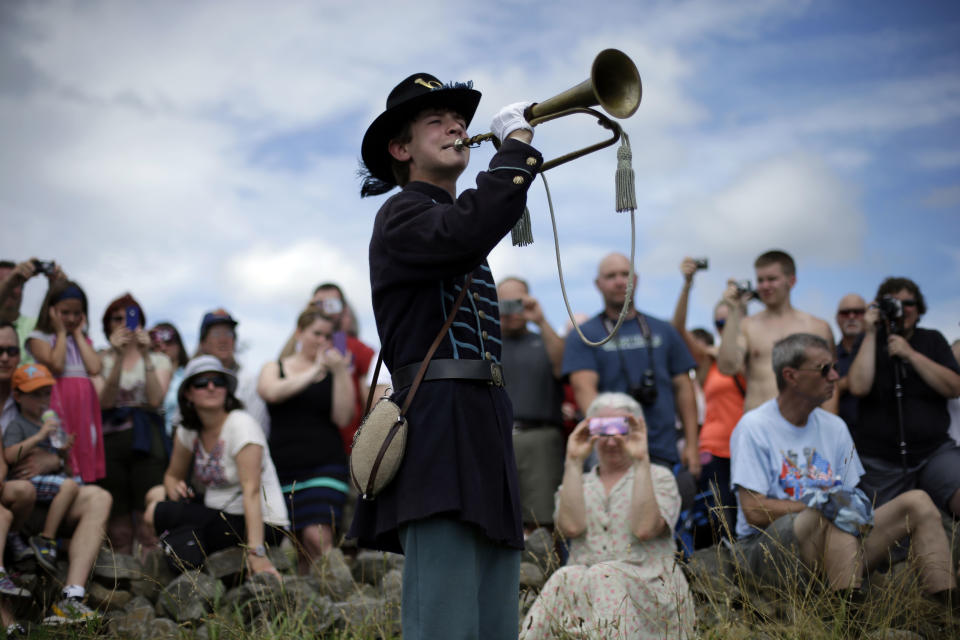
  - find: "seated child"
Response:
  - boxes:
[4,363,80,573]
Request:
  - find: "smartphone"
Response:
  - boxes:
[125,306,142,331]
[588,416,629,437]
[332,331,348,355]
[319,298,343,315]
[499,298,524,315]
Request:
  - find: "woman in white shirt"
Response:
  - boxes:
[144,356,289,577]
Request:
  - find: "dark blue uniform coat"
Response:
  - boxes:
[349,139,543,553]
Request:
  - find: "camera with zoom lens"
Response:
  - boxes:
[735,279,759,301]
[877,295,904,335]
[630,369,658,406]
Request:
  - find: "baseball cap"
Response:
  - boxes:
[199,308,238,340]
[12,363,56,392]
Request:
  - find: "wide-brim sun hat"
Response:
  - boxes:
[360,72,481,195]
[178,355,238,403]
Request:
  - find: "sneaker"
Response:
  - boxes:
[28,535,58,573]
[43,596,101,625]
[6,533,33,563]
[4,623,26,638]
[0,571,30,598]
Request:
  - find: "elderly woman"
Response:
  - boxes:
[144,356,289,577]
[520,392,695,639]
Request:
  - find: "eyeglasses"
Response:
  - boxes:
[714,319,726,330]
[837,308,865,317]
[900,299,918,307]
[189,375,228,389]
[796,362,838,378]
[0,346,20,357]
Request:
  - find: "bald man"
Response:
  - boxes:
[561,253,700,476]
[835,293,868,428]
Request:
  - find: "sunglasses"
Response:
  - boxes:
[837,308,865,317]
[714,319,726,330]
[189,375,228,390]
[0,346,20,357]
[796,362,838,378]
[900,299,918,307]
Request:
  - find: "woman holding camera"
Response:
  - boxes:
[149,322,189,438]
[93,293,171,556]
[258,307,354,572]
[520,392,694,639]
[145,356,288,576]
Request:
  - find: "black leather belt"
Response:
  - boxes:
[391,358,504,391]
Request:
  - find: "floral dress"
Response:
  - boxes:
[520,464,695,639]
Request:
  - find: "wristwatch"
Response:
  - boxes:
[249,544,267,558]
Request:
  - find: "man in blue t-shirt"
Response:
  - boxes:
[730,333,955,600]
[562,252,699,476]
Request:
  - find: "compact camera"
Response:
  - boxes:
[735,279,759,301]
[588,416,629,437]
[32,259,55,276]
[630,369,658,406]
[693,258,709,270]
[499,298,524,315]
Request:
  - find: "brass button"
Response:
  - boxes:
[481,330,488,339]
[478,310,486,319]
[512,176,524,185]
[472,292,479,301]
[484,351,492,360]
[526,157,537,166]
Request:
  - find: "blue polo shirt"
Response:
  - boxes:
[562,312,696,464]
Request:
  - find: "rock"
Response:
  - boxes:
[519,562,545,590]
[523,527,555,570]
[312,548,356,600]
[205,547,245,585]
[123,595,154,612]
[151,617,180,639]
[334,594,399,637]
[352,550,403,586]
[268,545,295,574]
[686,545,740,603]
[158,570,225,623]
[87,581,132,611]
[107,601,156,638]
[94,548,141,584]
[380,568,402,603]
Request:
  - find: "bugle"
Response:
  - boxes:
[451,48,642,171]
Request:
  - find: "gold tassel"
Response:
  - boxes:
[511,207,533,246]
[615,131,637,213]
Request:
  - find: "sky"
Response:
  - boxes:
[2,0,958,377]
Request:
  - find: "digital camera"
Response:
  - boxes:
[630,369,658,406]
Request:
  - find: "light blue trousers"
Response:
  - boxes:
[399,516,521,640]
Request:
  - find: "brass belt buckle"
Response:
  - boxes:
[490,363,504,387]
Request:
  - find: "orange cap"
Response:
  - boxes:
[12,363,55,392]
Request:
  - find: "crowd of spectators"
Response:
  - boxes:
[0,249,958,635]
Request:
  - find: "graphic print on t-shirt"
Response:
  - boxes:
[778,447,841,499]
[193,439,227,487]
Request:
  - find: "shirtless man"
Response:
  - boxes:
[716,250,836,413]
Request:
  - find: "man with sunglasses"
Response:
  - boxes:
[731,333,957,607]
[834,293,868,428]
[847,277,960,515]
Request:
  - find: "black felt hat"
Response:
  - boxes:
[360,73,481,196]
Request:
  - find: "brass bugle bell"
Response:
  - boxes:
[526,48,641,123]
[452,48,642,171]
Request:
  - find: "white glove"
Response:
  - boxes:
[490,101,534,142]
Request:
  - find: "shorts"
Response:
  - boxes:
[859,441,960,510]
[512,426,565,527]
[29,474,82,503]
[97,426,166,516]
[735,513,813,590]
